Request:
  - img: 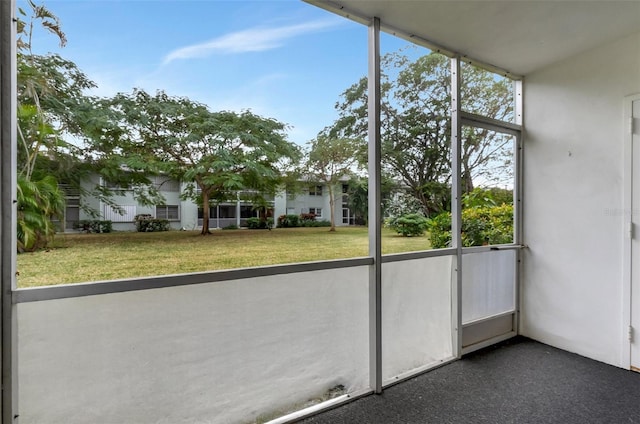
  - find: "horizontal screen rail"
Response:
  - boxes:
[13,257,374,303]
[382,355,458,389]
[268,387,374,424]
[381,248,456,263]
[461,332,517,356]
[15,248,469,303]
[461,111,522,135]
[462,244,525,254]
[462,310,516,328]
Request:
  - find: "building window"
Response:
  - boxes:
[220,205,236,218]
[156,205,180,221]
[153,176,179,192]
[309,185,323,196]
[309,207,322,218]
[240,205,256,219]
[103,180,131,191]
[211,205,236,219]
[342,184,349,205]
[342,208,350,224]
[65,198,80,230]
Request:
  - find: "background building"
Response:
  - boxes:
[64,175,355,231]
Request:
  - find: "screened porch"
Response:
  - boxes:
[1,1,640,423]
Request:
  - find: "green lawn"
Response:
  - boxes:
[17,227,432,287]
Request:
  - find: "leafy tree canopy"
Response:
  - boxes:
[306,126,365,231]
[332,50,513,217]
[16,1,75,250]
[97,89,301,235]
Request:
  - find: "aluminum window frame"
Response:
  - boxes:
[309,207,323,218]
[308,185,323,196]
[1,0,18,419]
[153,176,180,192]
[455,66,523,356]
[155,205,180,221]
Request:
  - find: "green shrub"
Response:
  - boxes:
[300,220,331,227]
[425,212,452,247]
[134,214,153,222]
[78,220,112,233]
[222,224,238,230]
[135,217,170,232]
[427,204,513,248]
[462,187,513,209]
[277,214,300,228]
[389,213,429,237]
[247,217,273,229]
[299,213,316,222]
[247,217,261,229]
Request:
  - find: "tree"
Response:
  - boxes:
[17,175,64,252]
[103,89,301,235]
[17,1,78,178]
[333,50,513,216]
[15,1,147,249]
[306,130,364,231]
[15,0,70,250]
[345,176,368,225]
[345,175,397,225]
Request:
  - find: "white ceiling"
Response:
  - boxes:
[305,0,640,76]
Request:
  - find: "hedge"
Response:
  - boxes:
[247,217,274,229]
[135,215,170,232]
[388,213,429,237]
[77,220,112,233]
[427,204,513,248]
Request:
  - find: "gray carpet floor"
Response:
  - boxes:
[300,337,640,424]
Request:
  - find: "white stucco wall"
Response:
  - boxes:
[180,192,199,231]
[522,32,640,367]
[78,174,102,222]
[77,178,195,231]
[284,183,348,225]
[274,189,287,227]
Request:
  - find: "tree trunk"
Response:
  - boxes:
[201,189,211,235]
[463,171,474,195]
[462,161,474,195]
[329,184,336,232]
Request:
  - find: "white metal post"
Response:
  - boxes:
[1,0,18,421]
[513,79,524,336]
[450,57,463,358]
[367,16,382,394]
[236,193,240,228]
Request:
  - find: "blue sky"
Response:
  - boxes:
[22,0,416,146]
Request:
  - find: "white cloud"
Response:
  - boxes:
[162,18,342,65]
